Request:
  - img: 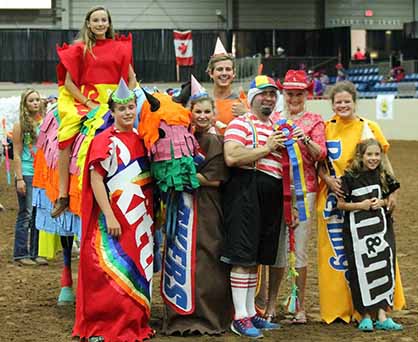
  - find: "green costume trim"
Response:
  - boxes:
[151,156,200,192]
[111,91,135,104]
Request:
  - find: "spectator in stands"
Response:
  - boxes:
[353,47,365,61]
[320,70,329,86]
[264,47,272,59]
[313,72,325,97]
[390,50,400,68]
[336,63,346,83]
[364,49,371,64]
[277,46,286,58]
[391,66,405,82]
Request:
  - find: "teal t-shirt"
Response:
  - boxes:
[21,130,38,176]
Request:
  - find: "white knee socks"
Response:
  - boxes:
[231,272,258,319]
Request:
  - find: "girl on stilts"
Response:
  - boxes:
[32,5,136,305]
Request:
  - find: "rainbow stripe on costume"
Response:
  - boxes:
[95,213,151,317]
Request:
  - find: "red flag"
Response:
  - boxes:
[173,30,193,66]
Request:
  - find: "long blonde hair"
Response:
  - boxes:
[19,88,42,144]
[346,139,391,193]
[75,6,115,56]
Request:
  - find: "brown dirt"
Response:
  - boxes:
[1,140,417,342]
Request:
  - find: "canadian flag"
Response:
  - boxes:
[173,30,193,66]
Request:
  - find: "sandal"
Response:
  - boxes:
[281,311,307,325]
[291,311,307,324]
[358,317,374,332]
[264,313,277,323]
[51,197,69,218]
[375,318,403,331]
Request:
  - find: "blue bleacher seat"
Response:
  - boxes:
[357,84,367,91]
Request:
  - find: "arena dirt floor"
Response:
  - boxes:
[1,141,417,342]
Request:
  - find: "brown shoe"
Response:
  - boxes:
[16,258,37,266]
[51,197,69,218]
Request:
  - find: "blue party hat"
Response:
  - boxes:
[111,78,135,104]
[190,75,208,100]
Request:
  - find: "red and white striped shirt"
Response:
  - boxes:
[224,113,282,179]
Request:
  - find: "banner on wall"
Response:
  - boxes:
[376,94,394,120]
[173,30,193,66]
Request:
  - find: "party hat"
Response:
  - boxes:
[213,37,228,56]
[111,78,135,104]
[190,75,208,100]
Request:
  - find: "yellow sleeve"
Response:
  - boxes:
[368,120,390,153]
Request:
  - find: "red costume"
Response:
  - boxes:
[73,126,154,341]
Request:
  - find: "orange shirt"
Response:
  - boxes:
[214,92,247,135]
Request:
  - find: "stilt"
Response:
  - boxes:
[58,235,75,305]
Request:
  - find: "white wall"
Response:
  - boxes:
[0,0,415,30]
[235,0,321,29]
[351,29,366,56]
[307,99,418,140]
[70,0,227,30]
